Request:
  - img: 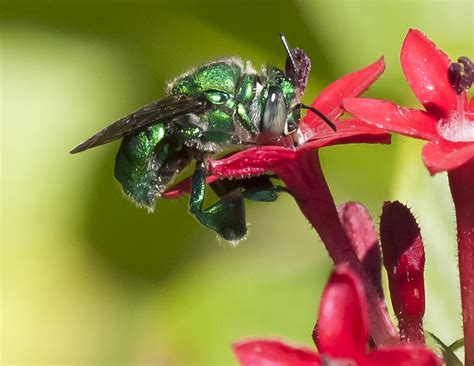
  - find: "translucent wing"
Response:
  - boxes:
[70,95,207,154]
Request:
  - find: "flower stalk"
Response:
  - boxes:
[274,151,399,346]
[448,158,474,365]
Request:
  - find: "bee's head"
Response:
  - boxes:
[258,35,336,144]
[258,35,311,142]
[258,35,335,144]
[259,68,298,142]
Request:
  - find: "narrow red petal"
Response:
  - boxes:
[342,98,438,140]
[366,346,442,366]
[301,57,385,133]
[315,266,368,358]
[299,118,391,153]
[470,96,474,112]
[162,175,220,199]
[401,29,457,118]
[209,146,295,179]
[233,339,321,366]
[421,140,474,174]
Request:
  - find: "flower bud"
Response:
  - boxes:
[380,201,426,344]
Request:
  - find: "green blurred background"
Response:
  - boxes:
[1,0,472,364]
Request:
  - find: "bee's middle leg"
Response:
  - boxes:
[210,175,288,203]
[189,160,247,241]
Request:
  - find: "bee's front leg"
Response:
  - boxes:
[189,160,247,241]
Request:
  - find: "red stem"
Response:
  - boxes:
[274,150,399,346]
[448,158,474,366]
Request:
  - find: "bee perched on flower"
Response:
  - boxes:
[71,34,336,241]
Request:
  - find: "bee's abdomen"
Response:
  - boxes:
[114,123,189,209]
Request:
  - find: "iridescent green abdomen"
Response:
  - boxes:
[114,123,190,208]
[114,124,165,206]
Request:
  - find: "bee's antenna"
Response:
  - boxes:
[298,103,337,131]
[279,33,297,74]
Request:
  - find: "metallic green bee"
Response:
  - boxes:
[71,34,335,241]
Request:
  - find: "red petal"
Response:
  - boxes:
[470,96,474,112]
[366,346,442,366]
[210,124,390,180]
[301,57,385,133]
[342,98,438,140]
[299,119,391,151]
[162,175,220,199]
[233,339,321,366]
[422,140,474,174]
[401,29,457,118]
[315,266,368,358]
[209,146,295,179]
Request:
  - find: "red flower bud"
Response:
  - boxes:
[380,201,425,344]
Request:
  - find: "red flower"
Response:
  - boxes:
[342,29,474,364]
[164,59,398,346]
[233,266,441,366]
[342,29,474,175]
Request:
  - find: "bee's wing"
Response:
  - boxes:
[70,95,207,154]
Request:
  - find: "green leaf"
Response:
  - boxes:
[427,332,463,366]
[449,338,464,352]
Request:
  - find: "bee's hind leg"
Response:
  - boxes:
[189,160,247,241]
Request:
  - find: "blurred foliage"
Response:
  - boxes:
[1,0,472,365]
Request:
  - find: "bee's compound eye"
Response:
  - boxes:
[262,86,288,140]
